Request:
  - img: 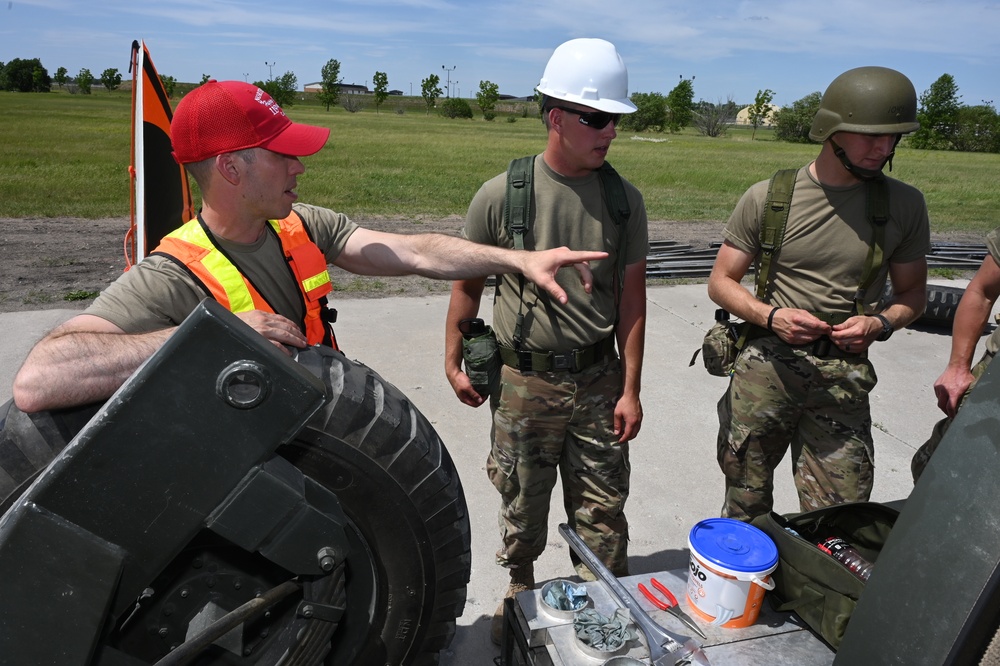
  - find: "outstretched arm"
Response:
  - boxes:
[335,228,604,304]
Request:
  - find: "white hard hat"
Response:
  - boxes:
[536,38,637,114]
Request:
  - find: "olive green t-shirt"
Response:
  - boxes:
[724,166,931,315]
[463,156,649,352]
[86,203,358,333]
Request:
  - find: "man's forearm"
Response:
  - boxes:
[13,328,171,412]
[406,234,528,279]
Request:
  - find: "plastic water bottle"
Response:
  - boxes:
[817,536,874,582]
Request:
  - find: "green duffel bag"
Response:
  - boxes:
[751,502,899,650]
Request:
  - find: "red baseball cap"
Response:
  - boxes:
[171,80,330,164]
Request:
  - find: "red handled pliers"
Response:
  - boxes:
[637,577,707,639]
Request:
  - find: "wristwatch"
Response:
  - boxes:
[872,313,894,341]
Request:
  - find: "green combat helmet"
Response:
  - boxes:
[809,66,920,179]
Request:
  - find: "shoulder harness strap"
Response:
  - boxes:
[504,156,534,251]
[854,177,890,314]
[755,168,797,300]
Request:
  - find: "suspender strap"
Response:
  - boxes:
[854,177,889,314]
[503,156,535,348]
[505,156,534,252]
[737,168,797,349]
[755,169,797,300]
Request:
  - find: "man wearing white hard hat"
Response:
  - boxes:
[444,38,649,643]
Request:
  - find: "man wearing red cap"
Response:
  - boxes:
[12,81,607,413]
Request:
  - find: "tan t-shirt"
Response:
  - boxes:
[724,166,931,314]
[463,156,649,351]
[86,203,358,333]
[985,228,1000,355]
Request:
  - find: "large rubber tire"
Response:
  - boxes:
[0,348,471,665]
[878,283,966,330]
[281,347,471,666]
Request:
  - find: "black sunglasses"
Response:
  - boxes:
[547,105,622,130]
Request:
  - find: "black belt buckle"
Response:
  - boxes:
[812,337,832,357]
[552,351,573,372]
[516,350,534,373]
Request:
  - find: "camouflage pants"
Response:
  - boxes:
[717,336,877,522]
[488,357,630,578]
[911,350,994,483]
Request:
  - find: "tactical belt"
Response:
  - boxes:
[499,337,615,373]
[745,319,865,359]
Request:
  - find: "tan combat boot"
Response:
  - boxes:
[490,563,535,645]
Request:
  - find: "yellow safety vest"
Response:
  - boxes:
[152,210,337,348]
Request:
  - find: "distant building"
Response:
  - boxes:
[735,104,782,127]
[303,81,370,95]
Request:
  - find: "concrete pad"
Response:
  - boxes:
[0,283,990,663]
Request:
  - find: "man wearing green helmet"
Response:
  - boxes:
[707,66,931,521]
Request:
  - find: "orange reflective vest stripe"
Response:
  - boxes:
[152,211,336,348]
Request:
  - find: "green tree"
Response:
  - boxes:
[318,59,342,111]
[619,92,667,132]
[952,103,1000,153]
[3,58,48,92]
[421,74,442,114]
[439,97,473,119]
[160,74,177,98]
[665,77,695,132]
[747,88,775,140]
[773,91,822,143]
[32,63,52,92]
[476,80,500,121]
[0,62,6,90]
[255,71,298,108]
[54,66,68,88]
[200,73,211,85]
[911,73,962,150]
[76,67,94,95]
[100,67,122,93]
[372,71,388,113]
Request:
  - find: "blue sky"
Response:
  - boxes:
[2,0,997,108]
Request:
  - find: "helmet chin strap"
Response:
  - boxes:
[829,135,901,181]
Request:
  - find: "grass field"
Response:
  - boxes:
[1,91,998,234]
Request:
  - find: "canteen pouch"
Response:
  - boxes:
[696,310,743,377]
[462,326,501,398]
[751,502,899,651]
